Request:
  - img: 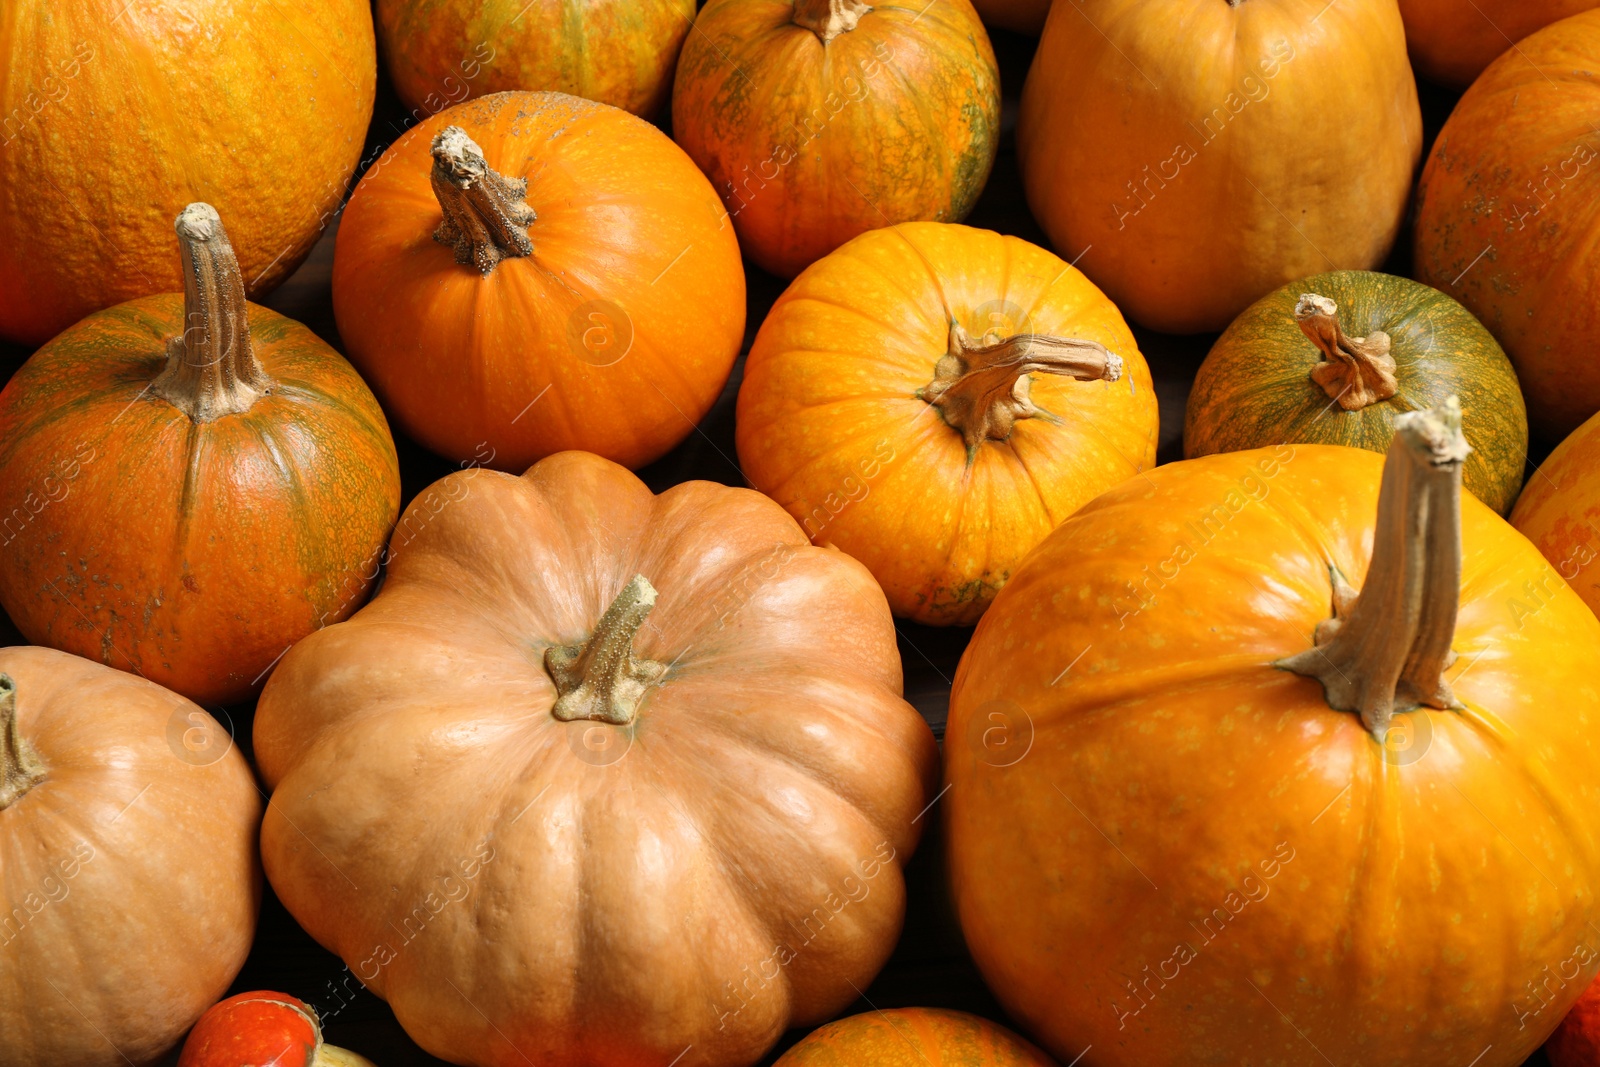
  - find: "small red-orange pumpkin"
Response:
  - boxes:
[774,1008,1058,1066]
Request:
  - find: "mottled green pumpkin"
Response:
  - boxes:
[1185,270,1527,514]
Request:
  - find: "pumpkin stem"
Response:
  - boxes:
[792,0,871,40]
[546,575,668,728]
[1296,293,1398,412]
[1277,397,1470,740]
[922,321,1124,454]
[0,675,47,809]
[151,204,274,422]
[431,126,536,275]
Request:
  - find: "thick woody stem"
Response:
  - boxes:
[1296,294,1398,412]
[0,675,46,809]
[151,204,273,422]
[923,321,1124,454]
[1277,398,1470,739]
[546,575,668,727]
[431,126,535,274]
[792,0,871,40]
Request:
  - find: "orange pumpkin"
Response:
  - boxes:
[0,0,375,346]
[1548,975,1600,1067]
[672,0,1000,278]
[1398,0,1600,87]
[253,451,938,1067]
[774,1008,1057,1066]
[178,992,377,1067]
[377,0,694,118]
[737,222,1157,626]
[0,646,260,1067]
[1414,10,1600,440]
[1510,410,1600,619]
[946,401,1600,1066]
[0,205,400,705]
[333,91,745,471]
[1018,0,1421,333]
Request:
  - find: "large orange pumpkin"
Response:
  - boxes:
[377,0,694,118]
[0,0,375,346]
[0,646,260,1067]
[1414,10,1600,440]
[946,402,1600,1066]
[333,91,745,471]
[1510,410,1600,619]
[1398,0,1600,87]
[0,205,401,706]
[253,451,938,1067]
[736,222,1157,626]
[1018,0,1421,333]
[672,0,1000,278]
[773,1008,1057,1067]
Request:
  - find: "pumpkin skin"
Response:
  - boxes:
[1548,976,1600,1067]
[333,91,745,471]
[0,207,401,705]
[1414,11,1600,441]
[1510,410,1600,619]
[672,0,1000,278]
[946,438,1600,1066]
[376,0,694,118]
[1398,0,1600,87]
[0,0,375,346]
[969,0,1050,34]
[1018,0,1421,333]
[177,991,378,1067]
[0,646,261,1067]
[253,451,938,1067]
[737,222,1157,626]
[773,1008,1057,1067]
[1186,270,1528,515]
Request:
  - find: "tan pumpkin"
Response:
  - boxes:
[254,451,938,1067]
[1018,0,1421,333]
[0,646,260,1067]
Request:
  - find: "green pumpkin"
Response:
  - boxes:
[1184,270,1527,514]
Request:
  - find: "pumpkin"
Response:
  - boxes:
[333,91,745,471]
[0,204,401,706]
[0,0,375,346]
[178,992,377,1067]
[1017,0,1421,334]
[1398,0,1600,87]
[0,646,260,1067]
[377,0,694,118]
[1185,270,1528,515]
[671,0,1000,278]
[737,222,1157,626]
[1413,10,1600,441]
[969,0,1051,34]
[1510,410,1600,619]
[946,400,1600,1066]
[1548,976,1600,1067]
[252,450,938,1067]
[773,1008,1057,1066]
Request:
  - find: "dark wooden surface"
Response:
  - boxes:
[0,19,1555,1067]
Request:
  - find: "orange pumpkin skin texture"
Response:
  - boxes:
[1548,975,1600,1066]
[1398,0,1600,87]
[946,439,1600,1066]
[0,647,261,1067]
[737,222,1157,626]
[773,1008,1058,1067]
[671,0,1000,279]
[333,91,745,471]
[378,0,694,118]
[1414,11,1600,441]
[0,208,401,706]
[969,0,1050,34]
[253,451,938,1067]
[1018,0,1421,334]
[1510,411,1600,619]
[0,0,375,346]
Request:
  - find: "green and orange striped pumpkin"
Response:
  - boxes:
[773,1009,1057,1067]
[1184,270,1527,515]
[0,205,400,705]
